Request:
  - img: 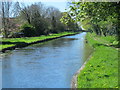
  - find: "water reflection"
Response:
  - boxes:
[2,32,87,88]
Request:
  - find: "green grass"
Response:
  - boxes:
[0,32,76,50]
[77,33,119,88]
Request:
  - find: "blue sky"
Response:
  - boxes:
[42,2,68,12]
[13,0,70,12]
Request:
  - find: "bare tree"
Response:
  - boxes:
[12,2,21,17]
[46,7,63,33]
[1,0,12,38]
[0,2,2,31]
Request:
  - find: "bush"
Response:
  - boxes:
[8,32,24,38]
[20,23,36,37]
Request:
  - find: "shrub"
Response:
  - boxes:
[8,32,24,38]
[20,23,36,37]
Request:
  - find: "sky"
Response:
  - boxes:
[42,2,68,12]
[12,0,71,12]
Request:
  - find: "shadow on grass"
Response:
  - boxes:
[110,44,120,48]
[93,43,119,48]
[1,41,27,46]
[93,43,109,48]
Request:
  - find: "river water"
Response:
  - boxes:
[1,32,90,88]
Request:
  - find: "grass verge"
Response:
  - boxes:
[77,33,119,88]
[0,32,77,51]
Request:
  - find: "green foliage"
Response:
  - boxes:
[20,23,36,37]
[1,32,77,50]
[80,18,92,30]
[60,12,79,30]
[68,2,119,36]
[77,33,118,88]
[19,3,66,36]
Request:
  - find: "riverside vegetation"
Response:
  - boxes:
[66,2,119,88]
[1,32,77,51]
[77,33,119,88]
[1,1,80,51]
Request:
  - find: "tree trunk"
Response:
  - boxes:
[2,2,7,38]
[2,1,11,38]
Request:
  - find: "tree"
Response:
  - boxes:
[1,1,12,38]
[46,6,64,33]
[12,2,21,17]
[19,3,48,35]
[1,1,68,37]
[60,12,79,31]
[68,2,119,36]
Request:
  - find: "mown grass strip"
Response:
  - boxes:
[0,32,77,52]
[77,33,118,88]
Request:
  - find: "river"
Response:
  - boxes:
[1,32,90,88]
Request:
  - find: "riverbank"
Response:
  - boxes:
[77,33,119,88]
[0,32,78,52]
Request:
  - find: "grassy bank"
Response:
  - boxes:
[0,32,77,51]
[77,33,119,88]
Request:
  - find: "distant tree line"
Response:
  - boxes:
[1,1,79,38]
